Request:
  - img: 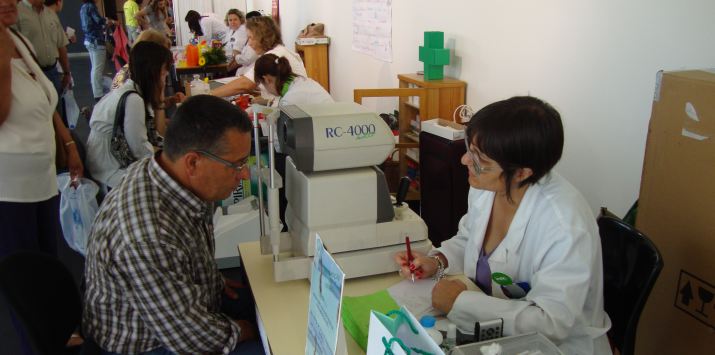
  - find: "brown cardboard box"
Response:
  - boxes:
[636,70,715,354]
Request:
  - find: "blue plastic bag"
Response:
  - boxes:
[57,173,99,255]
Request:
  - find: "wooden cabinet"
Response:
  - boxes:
[354,74,466,201]
[295,43,330,93]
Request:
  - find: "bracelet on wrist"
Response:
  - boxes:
[64,140,76,148]
[432,255,446,281]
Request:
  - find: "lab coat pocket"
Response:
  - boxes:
[490,272,531,300]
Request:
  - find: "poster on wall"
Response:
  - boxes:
[352,0,392,62]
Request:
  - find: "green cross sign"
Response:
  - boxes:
[419,31,450,80]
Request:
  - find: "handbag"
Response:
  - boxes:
[366,306,445,355]
[110,90,139,168]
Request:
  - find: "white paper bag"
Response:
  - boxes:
[58,173,99,255]
[366,306,444,355]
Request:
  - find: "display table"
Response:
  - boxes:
[238,241,402,354]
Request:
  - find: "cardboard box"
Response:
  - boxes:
[635,70,715,354]
[295,37,330,45]
[421,118,465,141]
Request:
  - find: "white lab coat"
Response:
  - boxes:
[435,172,612,355]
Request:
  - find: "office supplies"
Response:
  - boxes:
[256,102,431,281]
[366,306,445,355]
[405,236,415,282]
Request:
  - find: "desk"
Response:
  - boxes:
[239,241,402,354]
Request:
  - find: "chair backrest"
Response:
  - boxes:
[597,210,663,355]
[0,251,81,355]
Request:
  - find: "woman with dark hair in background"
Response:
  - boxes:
[210,16,306,100]
[86,41,172,188]
[80,0,115,101]
[394,96,612,355]
[254,53,332,107]
[184,9,227,43]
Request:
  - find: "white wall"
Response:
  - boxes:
[276,0,715,217]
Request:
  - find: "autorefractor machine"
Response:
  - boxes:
[252,102,431,282]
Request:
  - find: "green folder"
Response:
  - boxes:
[341,289,400,351]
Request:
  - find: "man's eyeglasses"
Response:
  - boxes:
[464,136,495,175]
[196,150,249,173]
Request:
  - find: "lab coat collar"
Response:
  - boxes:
[489,176,545,264]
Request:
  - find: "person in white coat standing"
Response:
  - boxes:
[394,96,612,355]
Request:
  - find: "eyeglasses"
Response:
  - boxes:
[196,150,249,173]
[464,136,495,175]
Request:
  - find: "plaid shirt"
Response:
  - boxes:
[83,155,240,354]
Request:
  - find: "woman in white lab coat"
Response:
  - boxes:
[253,53,333,108]
[209,16,306,98]
[394,96,612,355]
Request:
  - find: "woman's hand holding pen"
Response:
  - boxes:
[393,250,438,280]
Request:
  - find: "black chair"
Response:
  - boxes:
[598,209,664,355]
[0,251,82,355]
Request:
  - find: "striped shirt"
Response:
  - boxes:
[82,154,240,354]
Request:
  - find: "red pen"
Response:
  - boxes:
[405,236,415,282]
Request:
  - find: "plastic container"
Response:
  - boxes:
[419,316,443,346]
[441,323,457,352]
[450,332,564,355]
[190,74,210,96]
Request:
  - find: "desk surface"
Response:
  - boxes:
[239,241,402,354]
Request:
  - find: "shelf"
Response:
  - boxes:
[403,131,420,143]
[403,101,420,110]
[405,148,419,163]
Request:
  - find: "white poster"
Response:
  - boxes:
[352,0,392,62]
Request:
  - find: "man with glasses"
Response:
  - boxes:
[83,95,260,354]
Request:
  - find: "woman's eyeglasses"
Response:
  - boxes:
[464,136,495,175]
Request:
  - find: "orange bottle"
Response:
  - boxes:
[186,44,198,67]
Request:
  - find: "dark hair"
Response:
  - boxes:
[225,9,245,26]
[245,11,262,19]
[128,41,173,109]
[246,16,282,52]
[164,95,252,161]
[254,54,295,95]
[466,96,564,201]
[44,0,59,6]
[185,10,203,36]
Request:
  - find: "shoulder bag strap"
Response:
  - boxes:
[8,27,40,66]
[112,90,140,138]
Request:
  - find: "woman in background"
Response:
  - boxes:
[1,0,82,258]
[111,29,183,135]
[135,0,171,37]
[80,0,114,101]
[254,53,332,107]
[224,9,258,75]
[394,97,611,355]
[210,16,306,100]
[86,41,172,188]
[184,9,227,43]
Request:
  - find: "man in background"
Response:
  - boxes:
[14,0,70,104]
